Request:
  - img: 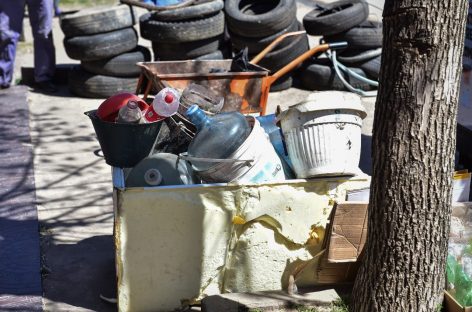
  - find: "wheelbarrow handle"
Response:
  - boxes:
[250,31,307,65]
[267,41,348,85]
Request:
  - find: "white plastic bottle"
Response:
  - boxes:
[144,87,180,122]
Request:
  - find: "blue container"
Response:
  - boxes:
[256,114,295,179]
[155,0,184,6]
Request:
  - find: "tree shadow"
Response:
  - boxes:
[359,134,372,176]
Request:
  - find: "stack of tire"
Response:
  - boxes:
[225,0,309,92]
[300,0,382,91]
[61,5,151,98]
[139,0,228,61]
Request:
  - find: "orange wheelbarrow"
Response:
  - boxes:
[136,32,347,116]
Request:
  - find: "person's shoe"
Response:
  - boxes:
[35,81,58,93]
[0,84,10,89]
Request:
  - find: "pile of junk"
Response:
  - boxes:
[85,86,366,188]
[84,34,370,186]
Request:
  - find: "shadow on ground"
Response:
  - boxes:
[41,235,117,312]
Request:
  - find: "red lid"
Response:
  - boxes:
[144,106,165,123]
[97,93,149,122]
[164,93,174,104]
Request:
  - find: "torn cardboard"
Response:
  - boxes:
[327,201,368,263]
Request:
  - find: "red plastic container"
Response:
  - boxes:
[97,93,149,122]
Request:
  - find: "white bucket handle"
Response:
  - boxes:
[178,153,254,166]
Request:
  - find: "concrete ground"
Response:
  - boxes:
[9,1,381,311]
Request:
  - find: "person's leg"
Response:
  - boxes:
[27,0,56,88]
[0,1,26,88]
[54,0,61,17]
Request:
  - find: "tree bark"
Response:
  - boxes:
[351,1,468,311]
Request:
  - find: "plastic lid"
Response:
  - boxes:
[186,104,200,116]
[127,100,138,109]
[277,91,367,121]
[164,93,174,104]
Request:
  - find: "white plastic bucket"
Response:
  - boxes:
[183,117,285,183]
[278,91,366,178]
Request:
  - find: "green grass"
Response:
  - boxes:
[296,306,320,312]
[330,298,350,312]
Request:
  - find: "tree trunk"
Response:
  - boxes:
[351,1,468,311]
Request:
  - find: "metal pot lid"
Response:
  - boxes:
[277,91,367,121]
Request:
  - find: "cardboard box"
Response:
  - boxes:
[327,202,368,263]
[317,254,360,284]
[445,291,472,312]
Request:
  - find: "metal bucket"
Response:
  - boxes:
[85,110,163,168]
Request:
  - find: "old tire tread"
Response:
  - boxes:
[225,0,297,38]
[302,0,369,36]
[60,5,136,37]
[80,46,151,77]
[324,21,382,50]
[300,59,372,91]
[68,66,137,98]
[140,11,225,43]
[64,28,138,61]
[255,22,309,72]
[150,0,224,21]
[152,35,223,60]
[230,19,298,54]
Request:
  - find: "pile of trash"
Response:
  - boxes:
[86,86,367,188]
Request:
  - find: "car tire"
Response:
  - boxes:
[270,74,293,92]
[81,46,151,77]
[337,48,381,64]
[254,23,309,72]
[68,66,137,98]
[60,5,136,37]
[358,55,381,80]
[303,0,369,36]
[324,20,382,50]
[225,0,297,38]
[64,27,138,61]
[229,18,298,54]
[195,50,225,60]
[140,11,225,43]
[300,59,372,91]
[152,35,223,60]
[150,0,224,21]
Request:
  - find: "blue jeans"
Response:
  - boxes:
[0,0,55,86]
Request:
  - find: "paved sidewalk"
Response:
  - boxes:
[16,12,116,312]
[0,85,42,311]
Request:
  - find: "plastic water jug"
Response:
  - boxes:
[185,105,251,171]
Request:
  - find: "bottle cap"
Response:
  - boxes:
[164,93,174,104]
[127,100,139,109]
[186,104,199,117]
